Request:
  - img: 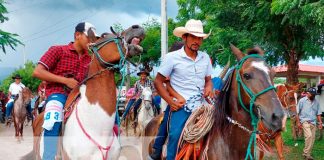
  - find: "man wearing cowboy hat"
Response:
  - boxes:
[5,74,26,123]
[296,87,323,160]
[122,68,157,122]
[152,19,214,160]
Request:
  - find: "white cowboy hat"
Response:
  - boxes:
[173,19,211,39]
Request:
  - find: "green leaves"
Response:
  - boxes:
[0,1,23,54]
[176,0,324,67]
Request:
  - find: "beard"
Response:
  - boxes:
[188,44,200,52]
[309,95,315,100]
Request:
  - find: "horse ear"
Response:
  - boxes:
[284,83,293,90]
[230,43,244,61]
[87,29,98,43]
[253,46,264,56]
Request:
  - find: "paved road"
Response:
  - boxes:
[0,123,33,160]
[0,123,143,160]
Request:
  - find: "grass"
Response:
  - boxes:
[265,119,324,160]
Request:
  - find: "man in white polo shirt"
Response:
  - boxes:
[152,19,214,160]
[5,74,25,123]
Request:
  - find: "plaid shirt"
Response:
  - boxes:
[38,42,91,97]
[134,79,155,99]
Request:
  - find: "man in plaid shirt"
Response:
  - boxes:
[32,22,98,160]
[126,69,158,121]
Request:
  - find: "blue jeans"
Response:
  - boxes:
[153,106,170,151]
[167,108,191,160]
[5,101,13,118]
[122,99,136,120]
[43,93,67,160]
[133,98,142,119]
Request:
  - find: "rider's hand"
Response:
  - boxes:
[175,96,186,106]
[64,78,79,89]
[204,87,214,99]
[169,100,183,111]
[318,123,323,130]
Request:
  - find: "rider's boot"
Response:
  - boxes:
[5,116,12,125]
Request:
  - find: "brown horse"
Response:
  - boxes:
[144,45,285,159]
[23,25,145,160]
[258,83,301,160]
[12,87,33,142]
[32,95,46,121]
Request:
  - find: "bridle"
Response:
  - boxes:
[281,89,297,116]
[235,54,276,160]
[79,35,128,85]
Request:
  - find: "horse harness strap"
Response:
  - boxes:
[75,102,115,160]
[89,37,126,69]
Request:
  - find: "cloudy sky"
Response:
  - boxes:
[0,0,178,68]
[1,0,323,71]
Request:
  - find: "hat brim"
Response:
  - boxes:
[173,27,211,39]
[137,72,149,76]
[12,77,22,79]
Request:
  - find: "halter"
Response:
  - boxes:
[89,36,127,69]
[235,54,276,160]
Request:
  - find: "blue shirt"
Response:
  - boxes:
[158,47,212,111]
[297,97,321,125]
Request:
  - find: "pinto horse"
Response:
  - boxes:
[144,45,285,159]
[258,83,301,160]
[12,87,33,142]
[137,86,154,136]
[23,25,145,160]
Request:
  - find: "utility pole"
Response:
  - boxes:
[160,0,168,112]
[23,45,26,68]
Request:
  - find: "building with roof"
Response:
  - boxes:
[273,64,324,88]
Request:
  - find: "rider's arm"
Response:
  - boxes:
[154,73,182,111]
[204,75,214,98]
[165,80,185,105]
[33,64,78,89]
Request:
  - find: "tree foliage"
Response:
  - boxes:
[0,1,23,54]
[176,0,324,72]
[130,18,181,69]
[0,61,41,94]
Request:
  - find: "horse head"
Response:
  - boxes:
[88,25,145,68]
[21,87,33,106]
[230,44,285,132]
[141,87,152,110]
[279,83,299,116]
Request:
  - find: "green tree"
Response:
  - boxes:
[177,0,324,84]
[0,1,23,54]
[0,61,41,93]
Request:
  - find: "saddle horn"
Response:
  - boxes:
[219,56,231,79]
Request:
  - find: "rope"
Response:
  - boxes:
[176,104,215,160]
[182,104,215,144]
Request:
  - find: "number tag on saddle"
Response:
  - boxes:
[42,100,63,130]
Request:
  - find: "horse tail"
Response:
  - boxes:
[20,149,36,160]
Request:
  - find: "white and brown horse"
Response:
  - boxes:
[23,25,145,160]
[12,87,33,142]
[137,86,154,136]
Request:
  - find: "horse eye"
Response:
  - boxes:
[243,73,252,80]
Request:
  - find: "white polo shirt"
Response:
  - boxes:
[9,82,25,95]
[158,47,212,101]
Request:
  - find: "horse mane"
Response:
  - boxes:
[212,68,235,136]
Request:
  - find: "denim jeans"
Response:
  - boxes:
[122,99,136,120]
[5,101,13,118]
[166,108,191,160]
[153,106,170,151]
[43,93,67,160]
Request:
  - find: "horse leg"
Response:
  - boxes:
[274,133,284,160]
[20,122,24,141]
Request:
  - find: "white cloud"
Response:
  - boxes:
[0,0,178,68]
